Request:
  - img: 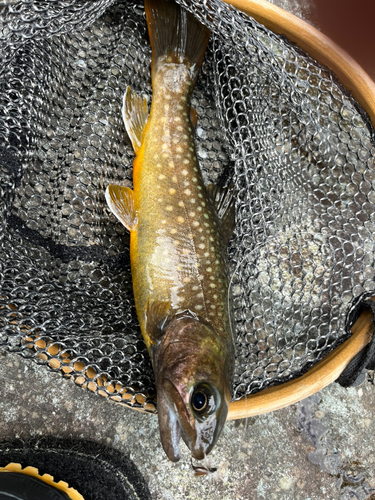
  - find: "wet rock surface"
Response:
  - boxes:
[0,350,374,499]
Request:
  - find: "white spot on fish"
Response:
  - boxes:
[192,221,199,227]
[184,189,191,195]
[198,243,205,249]
[166,205,173,211]
[169,188,176,194]
[182,169,188,175]
[177,216,184,223]
[171,228,177,234]
[178,201,184,207]
[159,174,166,180]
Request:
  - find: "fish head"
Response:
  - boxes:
[152,312,233,462]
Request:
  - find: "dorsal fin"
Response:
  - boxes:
[105,184,137,231]
[122,86,149,153]
[207,184,236,244]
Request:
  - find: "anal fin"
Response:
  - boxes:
[207,184,236,244]
[122,86,149,153]
[105,184,137,231]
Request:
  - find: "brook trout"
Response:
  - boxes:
[106,0,235,462]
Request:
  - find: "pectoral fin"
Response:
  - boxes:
[146,300,172,345]
[122,86,149,153]
[190,107,198,129]
[207,184,236,244]
[105,184,137,231]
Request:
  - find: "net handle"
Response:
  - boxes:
[227,307,373,420]
[222,0,375,128]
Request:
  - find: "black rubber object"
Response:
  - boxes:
[0,438,150,500]
[0,472,71,500]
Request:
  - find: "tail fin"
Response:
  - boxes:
[144,0,210,82]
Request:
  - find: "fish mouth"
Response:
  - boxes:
[157,378,192,462]
[157,378,228,462]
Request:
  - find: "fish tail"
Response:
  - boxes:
[144,0,210,83]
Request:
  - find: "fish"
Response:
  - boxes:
[105,0,235,462]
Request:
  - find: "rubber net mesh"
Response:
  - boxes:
[1,0,375,412]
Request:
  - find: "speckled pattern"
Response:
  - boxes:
[1,350,375,499]
[130,63,232,342]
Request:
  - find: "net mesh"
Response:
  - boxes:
[1,0,375,412]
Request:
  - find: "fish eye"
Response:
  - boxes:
[192,391,207,412]
[190,383,217,418]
